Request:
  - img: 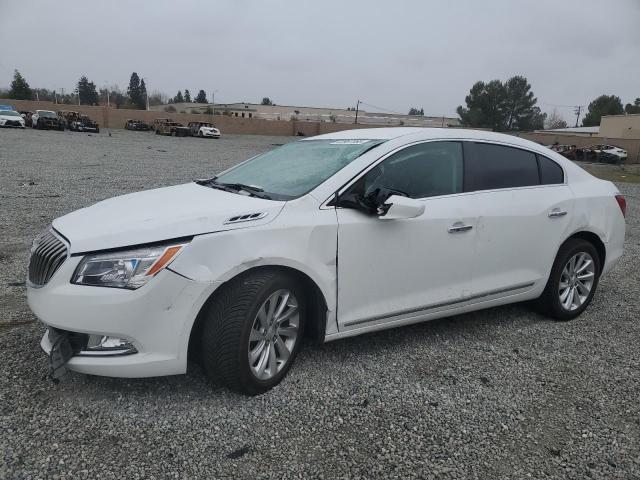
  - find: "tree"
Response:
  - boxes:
[173,90,184,103]
[503,76,539,130]
[139,79,147,109]
[624,98,640,114]
[9,69,32,100]
[184,89,191,103]
[582,95,624,127]
[457,79,507,131]
[77,76,99,105]
[127,72,146,110]
[261,97,273,106]
[544,108,568,130]
[456,75,543,131]
[408,107,424,116]
[195,89,208,103]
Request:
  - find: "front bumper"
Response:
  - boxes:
[28,255,216,378]
[0,120,25,128]
[202,130,221,138]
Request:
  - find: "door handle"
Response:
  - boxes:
[448,222,473,233]
[548,209,568,218]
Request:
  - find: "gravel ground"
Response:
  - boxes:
[1,128,639,479]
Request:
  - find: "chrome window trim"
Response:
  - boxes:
[319,138,569,210]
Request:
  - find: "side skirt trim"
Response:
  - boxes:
[343,282,535,328]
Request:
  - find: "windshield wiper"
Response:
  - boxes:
[195,178,272,199]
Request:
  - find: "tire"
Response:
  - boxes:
[171,130,176,137]
[534,238,601,321]
[155,129,160,135]
[198,131,203,137]
[201,270,306,395]
[96,127,100,133]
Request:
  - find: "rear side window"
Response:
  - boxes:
[465,143,540,191]
[538,155,564,184]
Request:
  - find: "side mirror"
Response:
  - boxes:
[378,195,425,220]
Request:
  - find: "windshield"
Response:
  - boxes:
[38,111,57,118]
[214,139,385,200]
[1,111,20,117]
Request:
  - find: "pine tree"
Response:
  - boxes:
[77,76,99,105]
[127,72,144,109]
[9,70,33,100]
[195,90,208,103]
[184,89,191,103]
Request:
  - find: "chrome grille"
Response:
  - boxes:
[28,230,68,286]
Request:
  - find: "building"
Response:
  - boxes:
[599,114,640,139]
[151,102,460,128]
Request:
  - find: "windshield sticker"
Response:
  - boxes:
[329,139,372,145]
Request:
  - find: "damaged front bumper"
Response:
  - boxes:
[29,256,216,378]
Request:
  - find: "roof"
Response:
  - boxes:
[306,127,541,146]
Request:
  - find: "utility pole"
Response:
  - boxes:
[574,106,582,127]
[354,99,360,124]
[211,90,215,121]
[104,82,110,108]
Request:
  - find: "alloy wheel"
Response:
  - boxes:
[558,252,595,311]
[248,289,299,380]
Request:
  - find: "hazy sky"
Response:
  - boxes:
[1,0,638,118]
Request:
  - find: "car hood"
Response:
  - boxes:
[0,114,22,121]
[53,182,285,253]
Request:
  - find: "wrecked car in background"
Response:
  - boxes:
[154,118,190,136]
[188,121,221,138]
[31,110,65,130]
[559,144,627,164]
[125,119,151,131]
[70,115,99,133]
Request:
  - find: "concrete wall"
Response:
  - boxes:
[1,99,398,137]
[600,114,640,139]
[512,132,640,164]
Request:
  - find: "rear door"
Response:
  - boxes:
[463,142,573,295]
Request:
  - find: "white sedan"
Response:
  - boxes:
[27,128,626,394]
[0,109,26,128]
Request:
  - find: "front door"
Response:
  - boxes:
[336,141,478,331]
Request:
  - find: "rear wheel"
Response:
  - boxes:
[201,270,305,395]
[535,238,601,321]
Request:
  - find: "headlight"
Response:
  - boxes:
[72,241,188,289]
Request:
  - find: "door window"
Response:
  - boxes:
[537,155,564,184]
[465,143,540,191]
[357,141,464,199]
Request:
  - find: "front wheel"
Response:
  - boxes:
[201,270,305,395]
[534,238,601,321]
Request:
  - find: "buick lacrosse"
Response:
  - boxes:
[27,128,626,394]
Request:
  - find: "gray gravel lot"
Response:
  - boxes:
[1,128,639,479]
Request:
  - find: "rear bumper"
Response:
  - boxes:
[28,256,216,377]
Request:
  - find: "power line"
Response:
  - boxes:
[358,100,404,115]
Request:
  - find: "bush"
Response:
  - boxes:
[164,105,176,113]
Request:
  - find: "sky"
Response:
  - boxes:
[0,0,638,119]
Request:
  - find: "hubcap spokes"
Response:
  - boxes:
[248,289,299,380]
[558,252,595,311]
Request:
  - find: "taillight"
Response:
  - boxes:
[615,195,626,218]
